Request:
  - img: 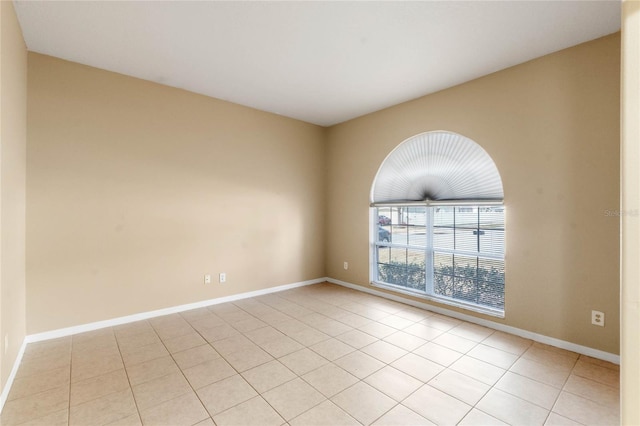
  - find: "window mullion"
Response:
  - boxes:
[425,205,434,295]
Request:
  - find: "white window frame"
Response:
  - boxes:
[370,200,505,318]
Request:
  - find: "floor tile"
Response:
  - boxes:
[331,381,396,425]
[196,374,258,415]
[552,390,619,425]
[173,344,220,370]
[120,341,169,367]
[1,385,69,426]
[23,337,71,361]
[139,391,208,426]
[365,365,422,401]
[510,357,572,389]
[182,357,237,389]
[403,323,444,341]
[481,331,532,355]
[335,329,378,349]
[309,338,355,361]
[161,331,206,354]
[563,374,619,408]
[432,332,477,353]
[212,396,284,426]
[71,352,124,383]
[371,404,435,426]
[16,350,71,380]
[391,353,443,382]
[383,331,427,351]
[290,400,360,426]
[198,324,240,342]
[8,365,70,401]
[419,314,461,331]
[279,348,329,376]
[69,388,137,426]
[105,413,142,426]
[263,377,326,421]
[125,355,179,386]
[495,371,561,409]
[211,334,258,356]
[449,322,494,342]
[70,368,130,406]
[413,342,462,367]
[428,369,490,405]
[241,360,297,393]
[477,388,549,425]
[362,340,408,364]
[131,371,192,410]
[378,314,415,330]
[224,345,273,372]
[243,326,285,345]
[358,321,397,339]
[571,358,620,388]
[288,327,331,346]
[450,355,506,386]
[258,335,305,358]
[522,346,578,370]
[334,350,385,379]
[544,412,583,425]
[458,408,507,425]
[116,330,160,353]
[19,408,69,426]
[466,343,519,369]
[403,384,471,425]
[302,363,359,397]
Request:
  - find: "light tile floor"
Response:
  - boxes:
[1,283,620,426]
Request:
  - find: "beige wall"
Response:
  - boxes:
[621,0,639,422]
[326,34,621,354]
[26,54,326,334]
[0,1,27,391]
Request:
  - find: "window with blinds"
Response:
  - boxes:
[371,132,505,316]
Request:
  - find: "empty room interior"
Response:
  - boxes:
[1,1,639,425]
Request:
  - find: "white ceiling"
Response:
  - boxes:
[14,1,621,127]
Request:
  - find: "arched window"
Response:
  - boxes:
[371,131,505,316]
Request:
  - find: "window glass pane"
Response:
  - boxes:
[478,258,505,284]
[433,227,454,250]
[377,207,392,226]
[453,276,479,304]
[455,207,476,228]
[409,226,427,247]
[405,207,427,226]
[454,255,477,280]
[433,252,453,275]
[479,229,504,255]
[455,227,478,252]
[477,279,505,309]
[377,225,391,243]
[389,224,406,245]
[377,246,391,264]
[434,273,454,298]
[434,206,454,227]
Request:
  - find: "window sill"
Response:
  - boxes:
[370,281,505,319]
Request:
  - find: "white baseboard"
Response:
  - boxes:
[0,339,28,414]
[327,277,620,365]
[26,277,326,344]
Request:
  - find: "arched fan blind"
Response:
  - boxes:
[371,131,503,204]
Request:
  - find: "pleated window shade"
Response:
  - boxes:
[371,131,504,204]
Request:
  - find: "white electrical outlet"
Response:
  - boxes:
[344,262,349,270]
[4,335,8,355]
[204,274,211,284]
[591,310,605,327]
[219,273,226,283]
